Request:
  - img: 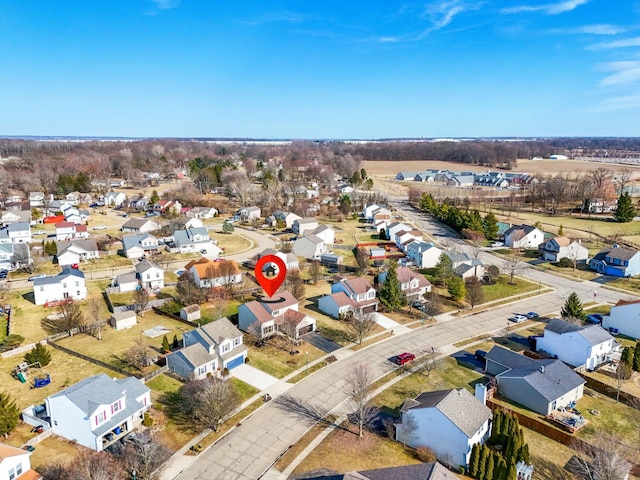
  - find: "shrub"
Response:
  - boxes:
[556,257,573,268]
[24,343,52,367]
[142,412,153,427]
[415,445,437,463]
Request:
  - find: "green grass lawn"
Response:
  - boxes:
[482,275,538,303]
[146,372,184,400]
[540,262,599,280]
[246,340,326,378]
[210,231,254,255]
[229,377,260,401]
[605,276,640,293]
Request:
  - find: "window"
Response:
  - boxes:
[234,338,240,346]
[16,462,23,475]
[221,343,230,353]
[63,283,67,288]
[96,410,107,425]
[9,467,16,480]
[198,365,207,375]
[156,272,160,278]
[112,400,120,414]
[75,281,79,286]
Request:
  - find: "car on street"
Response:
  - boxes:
[490,241,504,248]
[93,225,107,230]
[508,314,528,323]
[0,270,8,279]
[525,311,539,319]
[395,352,416,366]
[32,230,46,235]
[586,314,603,324]
[28,274,47,281]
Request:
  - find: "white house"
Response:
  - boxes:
[7,222,31,243]
[395,229,423,252]
[310,224,335,245]
[406,241,443,268]
[536,318,617,370]
[56,239,100,266]
[167,317,248,379]
[135,259,165,291]
[266,210,302,229]
[292,217,319,236]
[503,224,544,249]
[0,443,41,480]
[33,374,151,451]
[538,237,589,263]
[603,299,640,339]
[363,204,391,222]
[102,191,127,208]
[110,310,138,330]
[395,388,492,468]
[173,228,221,255]
[185,258,242,289]
[293,234,327,259]
[122,233,161,259]
[378,267,431,301]
[187,206,218,219]
[175,217,203,230]
[386,222,412,243]
[235,206,261,222]
[1,210,31,225]
[238,291,316,338]
[33,267,87,306]
[121,218,160,233]
[55,221,89,241]
[318,291,358,319]
[257,249,299,271]
[0,243,30,271]
[29,191,46,208]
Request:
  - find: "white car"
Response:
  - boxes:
[508,314,527,323]
[32,230,46,235]
[93,225,107,230]
[491,242,504,248]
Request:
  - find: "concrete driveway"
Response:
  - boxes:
[371,312,400,329]
[229,364,279,391]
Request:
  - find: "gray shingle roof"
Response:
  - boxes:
[293,462,455,480]
[545,318,612,345]
[33,267,85,286]
[135,259,161,274]
[122,234,159,252]
[402,388,491,438]
[605,247,638,261]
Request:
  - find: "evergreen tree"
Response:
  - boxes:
[447,276,466,302]
[494,457,507,480]
[634,342,640,372]
[483,212,499,240]
[469,209,484,233]
[435,252,454,286]
[172,334,179,350]
[477,445,489,480]
[558,224,564,236]
[162,335,170,353]
[469,444,480,478]
[491,410,503,444]
[518,443,530,464]
[561,292,586,321]
[621,346,634,370]
[222,221,234,234]
[506,461,517,480]
[614,191,636,223]
[44,240,57,256]
[150,189,160,205]
[0,392,20,436]
[378,228,387,240]
[378,262,405,312]
[24,343,51,367]
[484,453,494,480]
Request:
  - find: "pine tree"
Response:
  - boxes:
[494,456,507,480]
[561,292,586,321]
[483,212,499,240]
[469,209,484,233]
[483,453,494,480]
[506,461,517,480]
[435,252,454,286]
[622,346,634,369]
[378,262,405,312]
[614,191,636,223]
[448,276,466,302]
[0,392,20,436]
[634,342,640,372]
[470,444,480,478]
[24,343,52,367]
[477,445,489,480]
[150,189,160,205]
[490,410,502,443]
[558,224,564,236]
[162,335,170,353]
[172,334,179,350]
[518,443,530,464]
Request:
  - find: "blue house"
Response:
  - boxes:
[590,246,640,277]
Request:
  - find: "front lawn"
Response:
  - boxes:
[482,275,538,303]
[246,340,326,378]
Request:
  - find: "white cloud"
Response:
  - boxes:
[590,36,640,50]
[594,92,640,112]
[150,0,178,9]
[415,0,482,39]
[598,61,640,87]
[379,36,400,43]
[551,24,628,35]
[502,0,589,15]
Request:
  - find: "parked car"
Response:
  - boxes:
[32,230,46,235]
[411,301,426,312]
[395,352,416,366]
[0,270,8,279]
[93,225,107,230]
[586,314,603,324]
[491,241,504,248]
[200,249,208,254]
[508,314,527,323]
[28,274,47,281]
[525,311,539,319]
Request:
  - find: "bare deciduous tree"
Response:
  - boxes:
[135,288,150,316]
[423,291,443,320]
[124,336,153,371]
[346,312,376,345]
[308,260,322,284]
[344,362,376,438]
[68,451,122,480]
[570,434,631,480]
[122,441,171,480]
[176,271,207,305]
[43,300,86,336]
[503,254,523,284]
[179,377,239,431]
[415,349,439,378]
[285,269,305,301]
[397,411,418,448]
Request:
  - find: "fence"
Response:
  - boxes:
[0,340,47,359]
[152,307,195,327]
[577,372,639,407]
[142,365,168,383]
[112,297,171,314]
[47,339,140,379]
[23,428,53,447]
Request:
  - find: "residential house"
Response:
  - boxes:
[293,234,328,259]
[603,299,640,339]
[503,225,544,249]
[0,443,42,480]
[186,206,218,219]
[298,462,456,480]
[167,317,248,379]
[445,251,485,279]
[66,191,93,205]
[318,291,357,319]
[318,276,379,317]
[121,218,160,234]
[0,243,30,271]
[235,206,261,222]
[484,346,585,415]
[362,204,390,222]
[185,258,242,289]
[386,222,412,243]
[135,259,165,291]
[378,266,431,301]
[33,267,87,306]
[110,310,138,330]
[1,210,31,225]
[309,224,335,245]
[128,195,150,211]
[538,237,589,263]
[395,229,423,252]
[63,207,90,225]
[535,318,617,370]
[447,175,475,187]
[55,221,89,241]
[406,241,443,268]
[266,210,301,229]
[180,304,201,322]
[175,217,203,230]
[152,200,182,216]
[27,374,151,451]
[114,272,139,293]
[257,249,299,271]
[101,191,127,208]
[292,217,319,236]
[7,222,31,243]
[238,291,316,338]
[122,234,161,259]
[173,227,221,255]
[56,239,100,267]
[395,389,492,468]
[589,245,640,277]
[373,213,392,233]
[29,191,46,208]
[45,200,74,217]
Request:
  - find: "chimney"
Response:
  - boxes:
[475,383,487,405]
[539,366,545,374]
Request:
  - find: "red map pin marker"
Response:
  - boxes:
[254,255,287,297]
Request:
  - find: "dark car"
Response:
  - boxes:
[411,301,426,312]
[525,311,539,319]
[474,349,487,362]
[586,314,603,324]
[395,352,416,365]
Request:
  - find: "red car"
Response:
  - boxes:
[395,352,416,365]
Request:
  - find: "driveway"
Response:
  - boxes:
[371,312,401,330]
[303,332,341,353]
[229,364,279,391]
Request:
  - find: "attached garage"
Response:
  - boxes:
[226,355,245,370]
[298,324,314,336]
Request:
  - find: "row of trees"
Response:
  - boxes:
[419,193,499,240]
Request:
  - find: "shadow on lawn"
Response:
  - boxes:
[274,394,349,431]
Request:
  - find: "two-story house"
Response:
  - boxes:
[257,249,299,271]
[0,443,41,480]
[56,239,100,267]
[7,222,31,243]
[238,290,316,338]
[395,388,492,468]
[406,241,443,268]
[185,258,242,289]
[589,245,640,277]
[173,227,221,256]
[0,243,30,271]
[535,318,617,370]
[186,206,218,219]
[33,267,87,306]
[266,210,301,229]
[55,221,89,241]
[101,191,127,208]
[1,210,31,225]
[122,234,161,259]
[167,317,248,379]
[503,225,544,249]
[121,218,160,234]
[386,222,412,244]
[395,229,424,252]
[235,206,261,222]
[134,259,165,291]
[377,266,431,302]
[318,276,379,318]
[293,233,328,260]
[362,204,391,222]
[538,236,589,263]
[292,218,319,236]
[22,374,151,452]
[603,299,640,339]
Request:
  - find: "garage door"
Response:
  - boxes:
[298,324,314,336]
[226,356,245,370]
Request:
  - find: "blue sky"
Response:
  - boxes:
[0,0,639,138]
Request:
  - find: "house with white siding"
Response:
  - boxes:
[603,299,640,339]
[185,258,242,289]
[406,241,443,268]
[122,234,161,259]
[292,217,319,236]
[0,443,41,480]
[238,291,316,339]
[7,222,31,243]
[33,267,87,306]
[56,239,100,267]
[121,218,160,234]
